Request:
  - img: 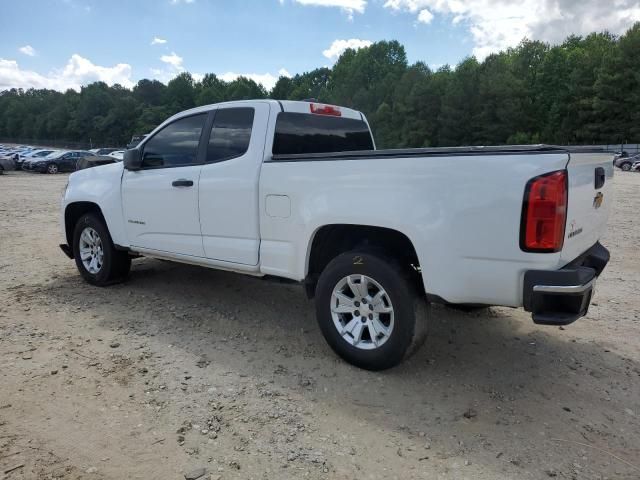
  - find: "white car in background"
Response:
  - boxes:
[108,150,124,160]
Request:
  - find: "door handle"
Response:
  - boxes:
[172,179,194,187]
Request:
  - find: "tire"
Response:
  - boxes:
[315,251,424,370]
[620,162,631,171]
[46,163,59,174]
[72,213,131,286]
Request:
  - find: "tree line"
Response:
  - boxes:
[1,23,639,149]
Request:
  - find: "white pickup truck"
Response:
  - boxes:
[60,100,612,370]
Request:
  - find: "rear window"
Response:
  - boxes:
[272,112,373,155]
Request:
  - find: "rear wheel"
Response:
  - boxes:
[46,163,59,174]
[72,213,131,286]
[315,251,424,370]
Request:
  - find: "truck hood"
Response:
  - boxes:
[69,160,124,184]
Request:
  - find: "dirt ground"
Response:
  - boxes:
[0,170,638,480]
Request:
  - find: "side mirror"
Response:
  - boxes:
[123,149,143,171]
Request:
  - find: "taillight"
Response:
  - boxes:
[310,103,341,116]
[520,170,568,252]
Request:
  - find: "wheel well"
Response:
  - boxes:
[305,224,422,298]
[64,202,105,248]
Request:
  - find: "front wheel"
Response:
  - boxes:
[72,213,131,286]
[620,162,632,171]
[46,163,59,174]
[315,251,424,370]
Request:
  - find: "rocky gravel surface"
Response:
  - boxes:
[0,170,639,479]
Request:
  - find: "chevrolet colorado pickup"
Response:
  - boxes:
[60,100,612,370]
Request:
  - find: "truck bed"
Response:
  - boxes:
[269,145,607,162]
[261,144,613,307]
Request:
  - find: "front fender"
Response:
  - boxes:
[62,163,128,247]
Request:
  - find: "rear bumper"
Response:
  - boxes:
[523,242,609,325]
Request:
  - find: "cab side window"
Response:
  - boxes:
[206,108,255,163]
[142,114,207,168]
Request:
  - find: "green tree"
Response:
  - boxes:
[166,72,196,111]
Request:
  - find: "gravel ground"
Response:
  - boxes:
[0,170,639,480]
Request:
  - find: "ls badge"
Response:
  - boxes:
[593,192,604,209]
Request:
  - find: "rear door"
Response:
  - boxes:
[198,103,270,265]
[560,151,614,263]
[122,113,208,257]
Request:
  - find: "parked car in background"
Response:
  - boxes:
[0,156,15,174]
[0,148,22,162]
[23,150,95,174]
[126,134,148,149]
[107,150,125,160]
[632,160,640,172]
[614,153,640,171]
[89,148,120,155]
[76,155,120,170]
[9,147,35,161]
[16,149,56,169]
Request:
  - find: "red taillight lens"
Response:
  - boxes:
[521,170,568,252]
[310,103,341,116]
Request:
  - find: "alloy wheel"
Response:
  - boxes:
[330,274,395,350]
[79,227,104,274]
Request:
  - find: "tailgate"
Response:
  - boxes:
[560,152,613,264]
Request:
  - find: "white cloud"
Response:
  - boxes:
[151,37,167,45]
[18,45,36,57]
[160,52,184,70]
[384,0,640,59]
[170,0,194,4]
[218,71,285,91]
[150,52,185,82]
[322,38,373,60]
[0,55,133,91]
[417,8,433,24]
[149,67,174,83]
[149,59,290,90]
[290,0,367,19]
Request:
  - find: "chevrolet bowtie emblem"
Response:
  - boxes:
[593,192,604,209]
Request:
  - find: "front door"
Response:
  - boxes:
[122,113,208,257]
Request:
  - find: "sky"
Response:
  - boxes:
[1,0,640,92]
